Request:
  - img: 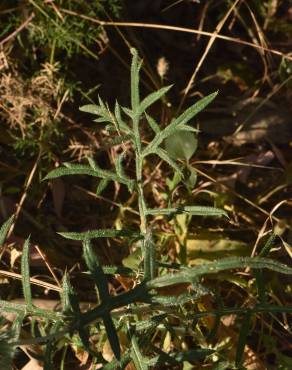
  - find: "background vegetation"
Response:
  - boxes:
[0,1,291,369]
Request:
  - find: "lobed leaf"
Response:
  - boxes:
[83,239,109,300]
[58,229,141,240]
[145,205,228,218]
[130,48,142,112]
[79,104,100,115]
[0,215,14,246]
[147,257,292,289]
[95,178,109,196]
[148,348,215,366]
[155,148,184,177]
[169,91,218,129]
[131,332,149,370]
[61,272,80,315]
[21,237,33,308]
[145,113,160,134]
[44,163,134,190]
[143,92,216,156]
[138,85,172,115]
[143,229,156,281]
[114,101,131,133]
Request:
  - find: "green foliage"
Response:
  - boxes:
[0,326,17,370]
[0,215,14,246]
[1,49,292,369]
[21,237,33,309]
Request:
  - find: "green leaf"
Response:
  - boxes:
[156,148,183,176]
[165,131,198,161]
[131,332,149,370]
[83,239,109,300]
[143,229,156,281]
[0,329,17,370]
[143,92,216,156]
[115,152,127,179]
[43,163,134,190]
[149,348,214,366]
[102,352,131,369]
[135,314,167,332]
[150,290,209,306]
[147,257,292,289]
[145,113,160,134]
[170,91,218,129]
[183,165,197,190]
[139,85,172,114]
[123,247,143,271]
[21,237,32,309]
[130,48,142,112]
[145,205,228,218]
[61,272,80,315]
[58,229,141,240]
[79,104,100,115]
[0,215,14,246]
[114,101,131,133]
[95,178,109,196]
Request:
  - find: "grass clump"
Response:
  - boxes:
[1,49,292,370]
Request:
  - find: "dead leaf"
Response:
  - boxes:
[20,358,43,370]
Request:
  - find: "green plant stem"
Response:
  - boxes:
[0,300,62,321]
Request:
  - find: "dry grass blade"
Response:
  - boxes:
[59,8,292,62]
[0,13,35,46]
[0,269,61,292]
[178,0,241,111]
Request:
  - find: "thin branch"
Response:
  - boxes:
[0,13,35,46]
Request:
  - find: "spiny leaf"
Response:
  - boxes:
[147,257,292,289]
[145,113,160,134]
[121,106,133,118]
[150,291,208,306]
[148,348,215,366]
[143,229,156,281]
[115,152,127,179]
[43,163,134,190]
[101,265,135,276]
[135,314,167,332]
[169,91,218,129]
[143,92,216,156]
[79,104,100,115]
[156,148,184,177]
[95,178,109,196]
[83,239,109,300]
[259,233,277,257]
[131,332,149,370]
[145,205,228,218]
[21,237,32,309]
[0,215,14,246]
[115,101,131,133]
[104,134,132,148]
[138,85,172,114]
[103,313,121,360]
[61,272,80,315]
[102,352,131,369]
[130,48,142,112]
[0,329,17,370]
[58,229,141,240]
